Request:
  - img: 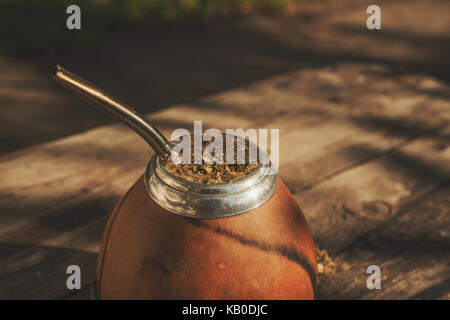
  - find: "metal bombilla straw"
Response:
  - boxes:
[53,65,278,219]
[52,65,172,157]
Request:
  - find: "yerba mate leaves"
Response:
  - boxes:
[161,135,259,184]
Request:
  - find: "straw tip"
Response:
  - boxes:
[52,65,62,78]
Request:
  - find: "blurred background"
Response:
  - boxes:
[0,0,449,154]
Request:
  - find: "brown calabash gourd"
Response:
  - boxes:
[97,176,317,299]
[52,65,317,300]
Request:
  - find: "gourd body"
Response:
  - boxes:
[97,176,317,299]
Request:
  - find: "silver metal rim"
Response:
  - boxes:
[144,153,278,219]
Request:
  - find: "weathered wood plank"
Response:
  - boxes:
[303,138,450,299]
[0,63,448,299]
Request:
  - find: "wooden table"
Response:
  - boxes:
[1,63,449,299]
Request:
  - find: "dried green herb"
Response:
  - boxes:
[160,135,259,184]
[316,247,338,286]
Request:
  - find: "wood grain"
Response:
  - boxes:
[0,63,449,299]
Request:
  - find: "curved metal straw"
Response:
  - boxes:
[52,65,172,157]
